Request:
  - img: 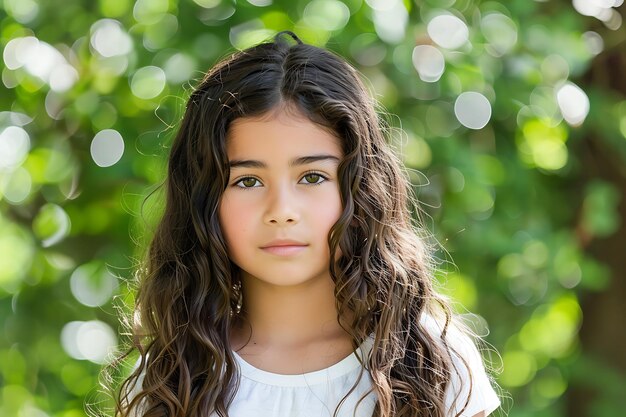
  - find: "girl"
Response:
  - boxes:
[114,31,501,417]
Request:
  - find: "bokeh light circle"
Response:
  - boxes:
[454,92,492,129]
[481,13,518,56]
[412,45,445,83]
[49,64,79,92]
[90,129,125,167]
[303,0,350,31]
[1,167,32,204]
[582,31,604,55]
[4,0,40,23]
[0,221,34,293]
[2,36,77,91]
[133,0,169,24]
[371,0,408,44]
[0,126,30,171]
[556,82,590,126]
[193,0,221,7]
[32,203,71,247]
[365,0,395,11]
[70,263,119,307]
[60,320,117,364]
[248,0,273,6]
[90,19,133,58]
[130,66,166,99]
[427,14,469,49]
[164,53,196,84]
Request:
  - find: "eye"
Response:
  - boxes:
[299,172,327,185]
[234,177,261,188]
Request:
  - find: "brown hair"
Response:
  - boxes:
[111,31,472,417]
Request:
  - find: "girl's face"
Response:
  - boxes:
[218,109,343,289]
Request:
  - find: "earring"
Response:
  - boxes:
[231,280,243,315]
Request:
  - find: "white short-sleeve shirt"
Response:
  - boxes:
[224,318,500,417]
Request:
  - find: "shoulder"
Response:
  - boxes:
[420,313,501,417]
[419,313,483,366]
[118,356,147,417]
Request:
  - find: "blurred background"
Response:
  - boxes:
[1,0,625,416]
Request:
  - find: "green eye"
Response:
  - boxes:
[300,173,327,185]
[303,174,321,184]
[236,177,259,188]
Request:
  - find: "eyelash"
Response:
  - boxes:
[232,171,329,189]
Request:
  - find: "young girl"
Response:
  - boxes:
[114,31,501,417]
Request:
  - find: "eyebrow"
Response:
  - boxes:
[228,154,341,169]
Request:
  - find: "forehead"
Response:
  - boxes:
[226,111,343,160]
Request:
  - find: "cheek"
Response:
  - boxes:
[325,187,343,225]
[219,194,255,253]
[314,188,343,237]
[322,203,342,229]
[322,188,344,260]
[218,195,239,244]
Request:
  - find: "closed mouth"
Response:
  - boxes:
[261,245,308,255]
[260,239,308,248]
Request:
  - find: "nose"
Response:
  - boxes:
[263,182,300,226]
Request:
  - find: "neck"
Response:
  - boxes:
[231,271,352,350]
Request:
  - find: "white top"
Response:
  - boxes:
[132,318,501,417]
[223,318,500,417]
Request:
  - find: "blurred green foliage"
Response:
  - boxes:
[1,0,625,416]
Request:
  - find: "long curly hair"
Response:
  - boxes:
[113,31,472,417]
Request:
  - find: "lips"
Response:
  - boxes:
[260,239,308,256]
